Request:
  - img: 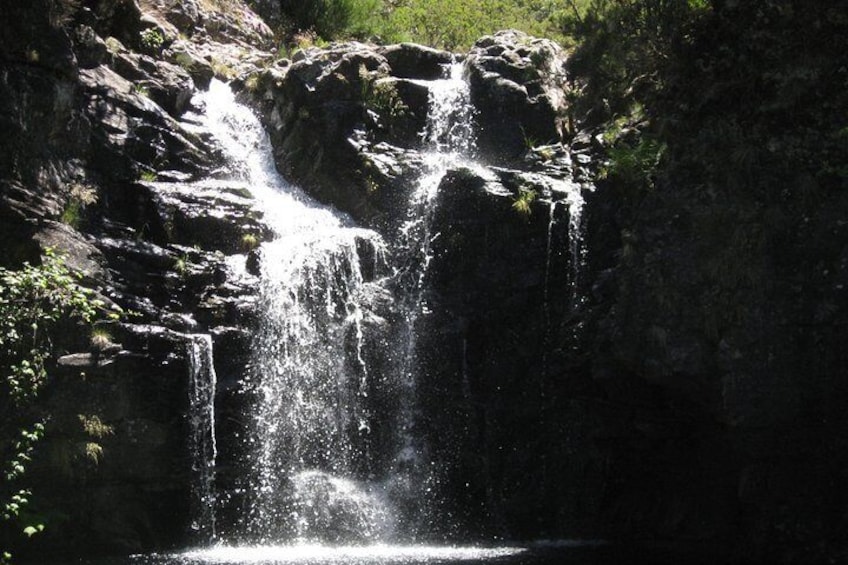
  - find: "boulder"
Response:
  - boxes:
[139,180,269,254]
[80,65,213,179]
[32,221,109,282]
[242,43,400,226]
[380,43,454,80]
[466,30,569,160]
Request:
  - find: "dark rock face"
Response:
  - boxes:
[467,30,570,161]
[0,0,269,558]
[579,164,848,559]
[241,43,404,227]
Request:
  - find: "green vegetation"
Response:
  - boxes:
[240,233,260,252]
[267,0,592,50]
[139,28,165,54]
[362,75,408,122]
[60,183,98,230]
[276,0,382,40]
[210,59,238,80]
[566,0,847,194]
[173,253,190,277]
[565,0,847,344]
[0,251,103,561]
[88,327,113,352]
[511,186,537,216]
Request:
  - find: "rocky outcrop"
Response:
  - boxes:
[239,42,461,228]
[467,30,570,160]
[0,0,270,557]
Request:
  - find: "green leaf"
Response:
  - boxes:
[22,524,44,537]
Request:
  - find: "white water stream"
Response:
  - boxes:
[186,58,587,551]
[199,80,390,544]
[187,333,218,541]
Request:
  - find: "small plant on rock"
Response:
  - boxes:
[244,74,261,93]
[359,65,407,121]
[88,327,113,352]
[511,186,537,217]
[60,183,98,229]
[139,28,164,54]
[240,233,260,252]
[132,82,150,97]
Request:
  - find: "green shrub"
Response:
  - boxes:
[139,28,165,54]
[601,136,666,188]
[0,251,102,560]
[279,0,381,39]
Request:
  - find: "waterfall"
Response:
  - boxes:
[550,176,587,312]
[199,81,391,544]
[399,62,476,274]
[386,62,480,535]
[186,333,218,542]
[189,57,584,548]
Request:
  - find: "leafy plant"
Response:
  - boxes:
[0,251,102,560]
[139,171,157,182]
[368,80,408,121]
[173,253,190,277]
[601,136,666,188]
[77,415,113,440]
[139,28,165,54]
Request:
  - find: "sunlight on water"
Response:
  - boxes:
[198,80,391,542]
[167,544,528,564]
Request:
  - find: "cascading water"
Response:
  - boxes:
[388,62,479,534]
[199,81,391,544]
[187,333,218,542]
[546,176,587,313]
[193,62,483,547]
[185,56,586,556]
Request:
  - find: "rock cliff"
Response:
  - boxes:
[1,0,272,555]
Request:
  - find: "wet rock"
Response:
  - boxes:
[366,77,430,148]
[467,30,569,160]
[80,65,213,178]
[163,40,215,88]
[110,52,196,116]
[139,180,268,254]
[32,221,109,281]
[242,43,397,225]
[74,25,112,69]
